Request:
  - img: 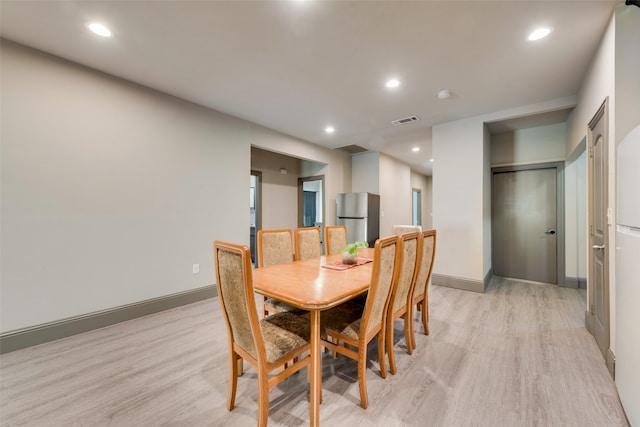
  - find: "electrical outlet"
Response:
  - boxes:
[193,264,200,275]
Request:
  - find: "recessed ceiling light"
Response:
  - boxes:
[88,22,112,38]
[412,147,420,152]
[430,158,434,162]
[528,27,552,41]
[437,89,452,99]
[385,79,400,88]
[325,126,335,134]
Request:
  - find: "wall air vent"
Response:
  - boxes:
[335,144,369,155]
[391,115,420,126]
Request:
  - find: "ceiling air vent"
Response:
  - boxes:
[335,144,369,155]
[392,115,420,126]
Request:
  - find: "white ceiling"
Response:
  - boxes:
[0,0,619,175]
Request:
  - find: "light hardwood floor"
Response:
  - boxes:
[0,277,629,426]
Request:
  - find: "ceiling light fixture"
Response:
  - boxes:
[438,89,451,99]
[87,22,112,37]
[430,158,435,162]
[385,79,400,88]
[412,147,420,152]
[325,126,335,134]
[528,27,552,41]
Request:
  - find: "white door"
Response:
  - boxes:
[588,100,609,360]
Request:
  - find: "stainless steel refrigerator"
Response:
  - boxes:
[336,192,380,247]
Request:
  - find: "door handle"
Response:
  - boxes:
[592,244,605,251]
[545,229,556,235]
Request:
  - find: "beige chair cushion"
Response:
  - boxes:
[260,311,311,364]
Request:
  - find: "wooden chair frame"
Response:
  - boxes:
[385,231,422,374]
[214,240,310,427]
[256,228,294,316]
[410,229,437,348]
[320,235,401,409]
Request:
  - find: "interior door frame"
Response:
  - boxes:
[297,175,325,229]
[491,162,566,286]
[586,98,611,373]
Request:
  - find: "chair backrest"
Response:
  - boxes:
[257,229,293,267]
[294,227,322,260]
[413,230,437,300]
[361,235,402,339]
[392,224,423,236]
[325,225,347,255]
[389,231,422,314]
[214,240,263,361]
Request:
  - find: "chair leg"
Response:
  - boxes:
[422,295,429,335]
[257,370,269,427]
[237,357,244,376]
[404,313,413,355]
[357,347,369,409]
[227,351,239,410]
[386,318,396,375]
[378,330,387,379]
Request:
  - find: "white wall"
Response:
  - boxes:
[432,97,577,287]
[565,150,588,282]
[251,147,300,230]
[491,123,567,166]
[379,154,412,237]
[0,41,350,333]
[433,117,486,282]
[351,152,379,194]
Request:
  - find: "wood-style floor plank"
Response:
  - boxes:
[0,277,629,426]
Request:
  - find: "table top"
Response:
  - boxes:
[252,248,374,311]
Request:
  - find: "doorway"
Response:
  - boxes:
[587,99,610,363]
[250,170,262,266]
[298,175,325,243]
[412,188,422,226]
[492,163,565,284]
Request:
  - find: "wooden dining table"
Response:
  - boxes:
[252,248,375,427]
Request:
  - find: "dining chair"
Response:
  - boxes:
[294,227,322,261]
[214,240,311,427]
[409,229,437,349]
[320,235,401,409]
[391,224,423,235]
[257,228,295,315]
[324,225,347,255]
[385,231,422,375]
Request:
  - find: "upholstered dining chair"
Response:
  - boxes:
[324,225,347,255]
[385,231,422,375]
[214,240,311,427]
[409,229,437,349]
[391,224,423,235]
[320,235,401,409]
[294,227,322,261]
[257,229,295,315]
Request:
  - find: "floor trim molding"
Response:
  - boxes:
[432,273,485,293]
[585,310,594,334]
[565,276,587,289]
[0,285,216,354]
[606,348,616,379]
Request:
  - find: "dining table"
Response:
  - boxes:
[252,248,375,427]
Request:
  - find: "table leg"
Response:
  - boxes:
[310,310,321,426]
